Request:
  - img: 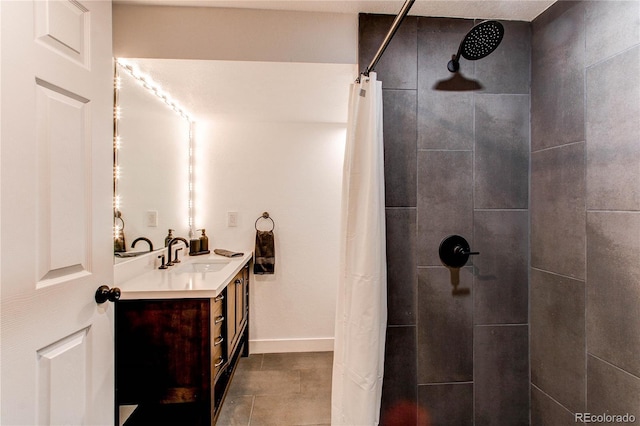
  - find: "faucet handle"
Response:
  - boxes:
[173,247,183,263]
[158,254,168,269]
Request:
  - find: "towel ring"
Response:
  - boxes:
[114,210,125,230]
[255,212,275,231]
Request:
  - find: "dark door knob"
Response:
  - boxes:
[95,285,121,304]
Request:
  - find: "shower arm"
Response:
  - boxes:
[447,45,464,73]
[360,0,415,80]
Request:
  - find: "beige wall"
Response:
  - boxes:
[113,4,358,64]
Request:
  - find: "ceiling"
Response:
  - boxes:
[115,0,557,22]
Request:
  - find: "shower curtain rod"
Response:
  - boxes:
[361,0,415,78]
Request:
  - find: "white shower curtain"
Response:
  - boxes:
[331,72,387,426]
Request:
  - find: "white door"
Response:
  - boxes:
[1,1,114,424]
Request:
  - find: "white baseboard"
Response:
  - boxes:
[250,337,334,354]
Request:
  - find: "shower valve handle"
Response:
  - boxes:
[439,235,479,268]
[454,245,479,256]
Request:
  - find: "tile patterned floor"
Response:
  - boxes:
[216,351,333,426]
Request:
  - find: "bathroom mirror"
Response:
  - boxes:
[114,59,192,258]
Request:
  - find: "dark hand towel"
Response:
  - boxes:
[213,249,244,258]
[254,230,275,274]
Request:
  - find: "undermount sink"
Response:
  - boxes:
[171,259,230,274]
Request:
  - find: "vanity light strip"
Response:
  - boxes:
[114,58,196,239]
[115,58,194,123]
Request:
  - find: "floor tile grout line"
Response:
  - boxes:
[248,395,256,426]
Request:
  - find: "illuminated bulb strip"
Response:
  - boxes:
[188,121,195,236]
[115,58,197,237]
[115,58,193,123]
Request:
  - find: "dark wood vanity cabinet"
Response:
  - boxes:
[226,265,249,358]
[116,262,250,425]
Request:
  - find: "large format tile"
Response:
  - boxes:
[221,352,333,425]
[236,353,264,371]
[385,208,417,325]
[532,2,585,70]
[216,395,254,426]
[531,142,586,280]
[417,18,475,150]
[586,46,640,211]
[585,1,640,67]
[530,268,586,413]
[299,366,332,395]
[417,267,473,383]
[586,212,640,377]
[417,151,473,267]
[473,210,528,324]
[261,351,333,371]
[380,326,417,425]
[250,393,331,426]
[474,325,529,426]
[474,94,530,209]
[531,2,585,150]
[383,90,417,208]
[227,369,301,397]
[476,20,531,95]
[531,385,583,426]
[587,355,640,421]
[358,14,417,90]
[418,383,473,426]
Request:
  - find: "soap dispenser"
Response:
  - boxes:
[189,232,200,254]
[164,229,174,247]
[199,229,209,252]
[114,211,126,253]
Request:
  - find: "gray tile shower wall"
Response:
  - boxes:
[530,1,640,424]
[359,13,530,425]
[363,3,640,423]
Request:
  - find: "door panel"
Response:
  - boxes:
[1,1,114,424]
[35,0,90,66]
[36,79,91,285]
[36,328,90,425]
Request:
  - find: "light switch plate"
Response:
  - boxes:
[227,211,238,227]
[145,210,158,227]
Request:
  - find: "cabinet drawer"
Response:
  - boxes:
[211,293,226,379]
[212,353,225,378]
[212,293,224,316]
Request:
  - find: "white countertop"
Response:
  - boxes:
[117,251,253,300]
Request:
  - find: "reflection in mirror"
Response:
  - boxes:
[114,59,194,260]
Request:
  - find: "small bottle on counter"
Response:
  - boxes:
[199,229,209,252]
[164,229,174,247]
[189,235,200,254]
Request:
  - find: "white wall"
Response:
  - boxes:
[113,4,358,64]
[199,120,346,352]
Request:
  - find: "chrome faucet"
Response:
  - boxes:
[166,237,189,266]
[131,237,154,252]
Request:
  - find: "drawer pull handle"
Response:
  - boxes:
[214,357,224,368]
[235,278,243,285]
[214,335,224,346]
[215,315,225,324]
[214,294,224,302]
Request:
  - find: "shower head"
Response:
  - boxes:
[447,20,504,72]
